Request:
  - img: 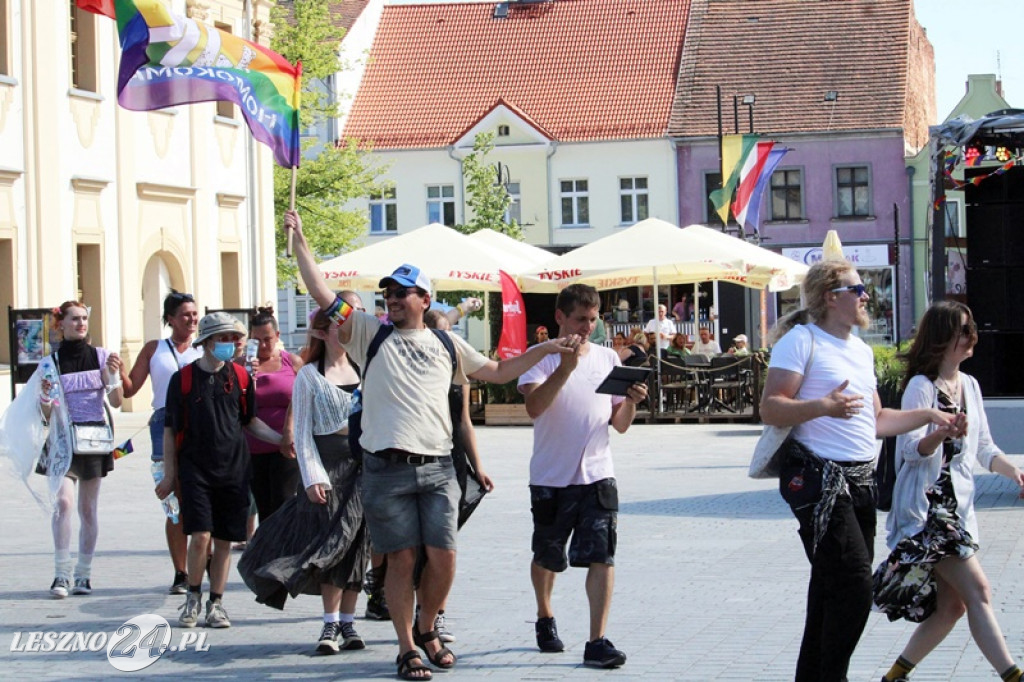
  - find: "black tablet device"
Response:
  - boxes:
[595,365,651,396]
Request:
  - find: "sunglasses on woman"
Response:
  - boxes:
[830,284,868,297]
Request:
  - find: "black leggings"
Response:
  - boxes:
[250,452,301,523]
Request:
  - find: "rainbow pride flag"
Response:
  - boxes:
[114,0,301,168]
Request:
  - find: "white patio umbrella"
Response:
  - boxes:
[317,223,532,293]
[467,229,555,269]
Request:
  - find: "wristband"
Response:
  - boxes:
[324,296,354,325]
[106,382,122,393]
[456,303,464,317]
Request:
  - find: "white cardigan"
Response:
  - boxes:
[886,372,1002,550]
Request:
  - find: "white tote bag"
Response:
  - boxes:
[748,326,815,479]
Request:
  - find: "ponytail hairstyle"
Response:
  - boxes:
[768,260,854,344]
[902,301,977,390]
[162,290,195,325]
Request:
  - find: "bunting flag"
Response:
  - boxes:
[75,0,116,19]
[731,141,775,232]
[497,271,527,359]
[741,147,789,233]
[114,0,302,168]
[709,134,758,224]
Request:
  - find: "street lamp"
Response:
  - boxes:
[741,94,756,133]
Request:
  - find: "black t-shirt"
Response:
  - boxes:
[166,360,257,484]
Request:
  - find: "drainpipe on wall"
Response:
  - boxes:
[244,0,260,305]
[545,141,559,245]
[905,165,916,330]
[447,146,465,226]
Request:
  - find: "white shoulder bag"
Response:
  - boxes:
[747,326,815,479]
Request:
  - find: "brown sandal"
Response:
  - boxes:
[396,650,432,680]
[413,625,457,669]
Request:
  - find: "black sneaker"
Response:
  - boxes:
[316,622,341,655]
[535,616,564,653]
[169,571,188,595]
[71,578,92,595]
[339,621,365,650]
[50,577,71,599]
[365,592,390,621]
[583,637,626,668]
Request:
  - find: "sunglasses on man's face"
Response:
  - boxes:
[830,283,868,297]
[382,287,419,300]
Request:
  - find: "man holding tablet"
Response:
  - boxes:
[518,283,647,669]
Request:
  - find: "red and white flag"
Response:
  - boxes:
[497,271,527,359]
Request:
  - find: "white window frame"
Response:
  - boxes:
[559,179,590,227]
[619,176,649,225]
[369,187,398,233]
[426,184,456,226]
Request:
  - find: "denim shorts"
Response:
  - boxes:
[361,452,459,554]
[149,408,166,461]
[530,478,618,572]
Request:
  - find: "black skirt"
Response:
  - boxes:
[237,434,370,610]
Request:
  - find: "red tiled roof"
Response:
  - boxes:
[669,0,929,138]
[344,0,690,148]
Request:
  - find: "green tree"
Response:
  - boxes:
[449,132,522,343]
[270,0,381,283]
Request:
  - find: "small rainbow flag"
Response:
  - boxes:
[112,439,134,460]
[114,0,301,168]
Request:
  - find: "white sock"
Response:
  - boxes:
[75,553,93,580]
[323,612,340,624]
[55,550,73,579]
[338,612,355,624]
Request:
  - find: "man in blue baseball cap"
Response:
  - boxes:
[285,209,577,678]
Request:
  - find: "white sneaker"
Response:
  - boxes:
[205,600,231,629]
[50,577,70,599]
[435,612,456,644]
[178,592,202,628]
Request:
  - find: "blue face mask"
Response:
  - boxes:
[212,342,236,362]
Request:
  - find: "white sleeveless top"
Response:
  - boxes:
[150,338,202,409]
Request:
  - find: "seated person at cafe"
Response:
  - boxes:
[617,333,649,367]
[728,334,752,356]
[666,333,690,361]
[611,332,628,350]
[691,326,722,356]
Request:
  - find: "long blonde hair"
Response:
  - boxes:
[768,260,854,344]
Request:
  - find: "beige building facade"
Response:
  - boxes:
[0,0,279,411]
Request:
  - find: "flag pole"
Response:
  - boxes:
[287,167,297,257]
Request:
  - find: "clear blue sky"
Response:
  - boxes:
[914,0,1022,122]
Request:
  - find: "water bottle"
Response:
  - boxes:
[151,461,180,524]
[245,339,259,373]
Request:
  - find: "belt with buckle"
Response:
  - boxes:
[369,449,441,466]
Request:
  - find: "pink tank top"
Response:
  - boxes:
[245,351,297,455]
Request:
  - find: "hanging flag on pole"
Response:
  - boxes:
[497,271,527,359]
[113,0,302,168]
[75,0,116,19]
[709,134,758,225]
[731,140,775,232]
[740,147,789,233]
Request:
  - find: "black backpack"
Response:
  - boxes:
[347,325,456,462]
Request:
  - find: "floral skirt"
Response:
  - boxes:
[872,469,977,623]
[237,434,370,610]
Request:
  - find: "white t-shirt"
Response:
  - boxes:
[518,344,625,487]
[692,338,722,355]
[644,317,675,350]
[343,313,489,456]
[769,323,877,462]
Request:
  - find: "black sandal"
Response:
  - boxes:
[413,625,457,669]
[396,650,432,680]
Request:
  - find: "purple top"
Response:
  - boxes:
[61,347,110,423]
[245,351,297,455]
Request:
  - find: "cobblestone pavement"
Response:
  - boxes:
[2,412,1024,680]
